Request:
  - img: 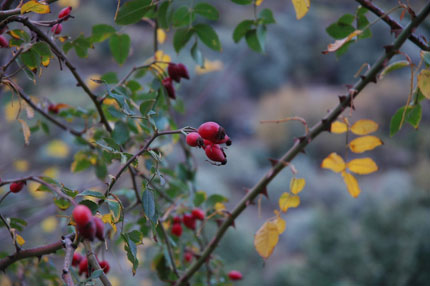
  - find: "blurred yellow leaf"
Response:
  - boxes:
[16,234,25,246]
[417,69,430,99]
[0,275,12,286]
[342,171,361,198]
[58,0,79,8]
[42,57,50,67]
[110,276,121,286]
[4,101,20,122]
[256,0,264,6]
[43,167,59,179]
[321,152,345,173]
[274,216,286,234]
[46,140,70,158]
[86,74,101,91]
[21,0,50,14]
[290,177,305,194]
[102,213,117,233]
[14,160,29,172]
[279,192,300,212]
[350,119,378,135]
[41,216,58,233]
[195,59,223,75]
[154,50,171,70]
[214,202,226,213]
[28,182,47,200]
[347,158,378,175]
[292,0,310,20]
[322,30,362,54]
[254,220,279,259]
[331,121,347,133]
[157,28,166,44]
[103,98,119,107]
[18,119,31,145]
[349,136,383,153]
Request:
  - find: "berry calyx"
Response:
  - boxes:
[191,208,205,221]
[182,213,196,230]
[99,260,110,274]
[205,144,227,165]
[78,258,88,276]
[184,251,193,263]
[162,77,176,99]
[0,35,8,48]
[72,253,83,267]
[198,122,226,143]
[72,205,92,227]
[228,270,243,281]
[94,217,105,241]
[58,6,72,19]
[51,24,62,35]
[171,223,183,237]
[10,181,25,193]
[186,132,203,148]
[172,216,182,224]
[77,219,96,241]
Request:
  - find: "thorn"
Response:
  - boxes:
[261,187,269,199]
[268,158,278,167]
[297,136,307,144]
[384,45,396,54]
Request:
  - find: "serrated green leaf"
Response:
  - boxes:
[172,6,193,28]
[107,198,121,222]
[140,100,155,116]
[245,29,262,52]
[122,233,138,275]
[157,1,170,29]
[142,189,157,223]
[259,9,275,24]
[79,200,98,213]
[77,190,105,199]
[115,0,152,25]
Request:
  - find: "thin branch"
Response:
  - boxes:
[158,219,179,278]
[260,116,309,136]
[0,190,11,205]
[173,2,430,285]
[0,213,21,252]
[61,236,75,286]
[83,240,112,286]
[1,47,23,73]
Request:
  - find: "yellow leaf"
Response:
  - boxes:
[279,192,300,212]
[21,0,50,14]
[154,50,171,70]
[157,28,166,44]
[342,171,361,198]
[43,167,59,179]
[41,216,58,233]
[350,119,378,135]
[256,0,264,6]
[347,158,378,175]
[14,160,29,172]
[254,220,280,259]
[86,74,101,91]
[102,213,117,233]
[46,140,70,158]
[290,177,305,194]
[322,30,362,54]
[214,202,226,213]
[321,152,346,173]
[18,119,31,145]
[417,69,430,99]
[274,216,286,234]
[331,121,348,133]
[16,234,25,246]
[349,135,383,153]
[291,0,310,20]
[28,181,47,200]
[195,59,223,75]
[5,101,20,122]
[42,57,50,67]
[58,0,79,8]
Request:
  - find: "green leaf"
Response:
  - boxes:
[191,42,203,67]
[140,100,155,116]
[109,33,131,65]
[256,24,267,53]
[357,13,371,39]
[405,104,422,128]
[153,253,172,281]
[32,42,51,58]
[128,230,143,244]
[193,191,207,207]
[79,200,98,213]
[121,233,139,275]
[92,24,116,42]
[173,28,194,53]
[390,104,423,136]
[194,23,221,51]
[107,198,121,222]
[72,35,92,58]
[10,218,27,231]
[77,190,105,199]
[233,20,254,43]
[115,0,152,25]
[20,50,40,70]
[259,8,276,24]
[379,60,410,80]
[206,194,228,207]
[326,14,356,39]
[194,3,219,20]
[54,197,71,210]
[8,29,30,41]
[231,0,253,5]
[89,269,103,279]
[157,1,170,29]
[172,6,193,27]
[112,121,130,145]
[245,29,262,52]
[95,158,107,179]
[142,189,157,223]
[101,72,119,84]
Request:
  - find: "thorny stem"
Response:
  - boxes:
[61,236,75,286]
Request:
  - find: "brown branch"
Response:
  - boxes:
[173,2,430,285]
[83,240,111,286]
[61,236,75,286]
[260,116,309,136]
[0,213,21,252]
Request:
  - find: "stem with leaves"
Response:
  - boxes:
[83,240,112,286]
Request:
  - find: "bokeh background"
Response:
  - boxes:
[1,0,430,285]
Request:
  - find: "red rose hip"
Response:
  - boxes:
[94,217,105,241]
[198,122,226,143]
[72,253,83,267]
[78,258,88,276]
[0,35,8,48]
[10,181,25,193]
[205,144,227,165]
[171,223,183,237]
[228,270,243,280]
[186,132,203,148]
[162,77,176,99]
[72,205,92,227]
[191,208,205,220]
[172,216,182,224]
[51,24,62,34]
[183,213,196,230]
[58,6,72,19]
[184,252,193,263]
[99,260,110,274]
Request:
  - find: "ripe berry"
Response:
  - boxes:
[162,77,176,99]
[198,122,226,143]
[72,253,83,267]
[72,205,92,227]
[205,144,227,165]
[168,63,181,83]
[228,270,243,281]
[171,223,182,237]
[173,216,182,224]
[99,260,110,274]
[183,213,196,230]
[186,132,203,148]
[77,219,96,241]
[176,63,190,80]
[10,181,25,193]
[78,258,88,276]
[58,6,72,19]
[191,208,205,221]
[51,24,62,35]
[0,35,8,48]
[184,252,193,263]
[48,104,59,114]
[94,217,105,241]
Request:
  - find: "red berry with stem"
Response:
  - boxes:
[72,253,83,267]
[77,219,96,241]
[191,208,205,220]
[78,258,88,276]
[94,216,105,241]
[228,270,243,281]
[186,132,203,148]
[72,205,92,227]
[51,24,62,34]
[205,144,227,165]
[198,122,226,143]
[99,260,110,274]
[162,77,176,99]
[0,35,8,48]
[58,6,72,19]
[168,63,181,83]
[173,216,182,224]
[10,181,25,193]
[171,223,183,237]
[184,252,193,263]
[183,213,196,230]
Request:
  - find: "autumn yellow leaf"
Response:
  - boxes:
[14,160,29,172]
[350,119,378,135]
[254,220,280,259]
[342,171,361,198]
[331,121,348,134]
[417,69,430,99]
[101,213,117,233]
[46,140,70,158]
[41,216,58,233]
[18,119,31,145]
[153,50,171,70]
[347,158,378,175]
[214,202,226,213]
[256,0,264,6]
[322,30,362,54]
[321,152,346,173]
[21,0,50,14]
[5,101,20,122]
[290,177,305,194]
[349,135,383,153]
[86,74,101,91]
[279,192,300,212]
[16,234,26,246]
[274,216,286,234]
[58,0,79,8]
[157,29,166,44]
[195,59,223,75]
[292,0,310,20]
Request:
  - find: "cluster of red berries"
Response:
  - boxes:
[72,205,105,241]
[9,181,25,193]
[72,252,110,277]
[161,63,189,99]
[171,208,205,237]
[51,6,72,35]
[186,122,231,165]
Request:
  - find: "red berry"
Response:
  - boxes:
[72,205,92,227]
[228,270,243,281]
[72,253,83,267]
[79,258,88,276]
[162,77,176,99]
[168,63,182,83]
[216,135,232,146]
[48,104,59,114]
[184,252,193,263]
[186,132,203,148]
[191,208,205,220]
[51,24,62,34]
[99,260,110,274]
[77,219,96,241]
[171,223,182,237]
[0,35,8,48]
[183,213,196,230]
[176,63,190,80]
[94,217,105,241]
[198,122,226,143]
[10,181,25,193]
[205,144,227,165]
[58,6,72,19]
[173,216,182,224]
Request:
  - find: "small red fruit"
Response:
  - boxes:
[171,223,183,237]
[162,77,176,99]
[48,104,59,114]
[184,252,193,263]
[183,213,196,230]
[205,144,227,165]
[72,205,92,227]
[168,63,181,83]
[173,216,182,224]
[198,122,226,143]
[176,63,190,80]
[51,24,62,34]
[77,219,96,241]
[10,181,25,193]
[78,258,88,276]
[186,132,203,148]
[0,35,8,48]
[72,253,83,267]
[99,260,110,274]
[58,6,72,19]
[191,208,205,221]
[228,270,243,281]
[94,217,105,241]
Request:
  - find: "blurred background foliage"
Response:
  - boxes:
[0,0,429,285]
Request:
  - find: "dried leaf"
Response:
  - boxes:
[342,171,361,198]
[21,0,50,14]
[350,119,378,135]
[347,158,378,175]
[331,121,348,133]
[290,177,305,194]
[321,152,346,173]
[417,69,430,99]
[279,192,300,212]
[322,30,362,54]
[254,220,279,259]
[349,135,383,153]
[16,234,26,246]
[18,119,31,145]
